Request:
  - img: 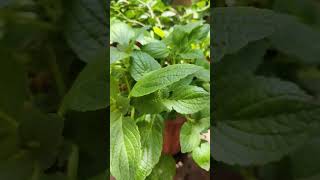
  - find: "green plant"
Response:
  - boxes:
[110,18,210,179]
[0,0,107,179]
[212,1,320,179]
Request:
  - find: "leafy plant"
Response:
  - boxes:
[109,15,210,180]
[0,0,108,179]
[212,1,320,179]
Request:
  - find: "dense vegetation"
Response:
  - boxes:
[110,0,210,179]
[212,0,320,179]
[0,0,107,179]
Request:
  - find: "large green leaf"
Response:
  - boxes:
[213,75,320,165]
[110,116,141,180]
[130,51,161,81]
[214,40,269,77]
[130,64,201,97]
[65,0,106,63]
[212,7,287,61]
[270,18,320,64]
[135,118,163,180]
[61,58,107,112]
[161,85,209,114]
[146,155,176,180]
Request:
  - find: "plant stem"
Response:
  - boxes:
[137,0,163,28]
[67,143,79,180]
[114,8,146,27]
[131,107,135,119]
[31,162,40,180]
[125,75,131,94]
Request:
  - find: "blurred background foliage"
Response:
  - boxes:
[0,0,108,179]
[212,0,320,180]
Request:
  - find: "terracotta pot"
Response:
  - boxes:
[162,116,186,155]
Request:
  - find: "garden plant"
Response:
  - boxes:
[0,0,108,179]
[110,0,210,179]
[212,0,320,179]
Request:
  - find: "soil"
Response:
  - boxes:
[109,153,210,180]
[174,153,210,180]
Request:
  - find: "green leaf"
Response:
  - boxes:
[131,93,166,114]
[167,75,193,92]
[110,47,129,64]
[110,95,130,115]
[180,121,201,153]
[130,51,161,81]
[135,118,163,180]
[179,49,205,60]
[180,117,209,153]
[0,151,36,180]
[62,58,108,112]
[110,116,141,180]
[110,76,119,99]
[214,40,269,78]
[161,85,209,114]
[189,24,210,43]
[212,7,287,61]
[270,17,320,64]
[65,0,106,62]
[194,67,210,82]
[153,27,165,38]
[192,142,210,171]
[63,111,108,179]
[146,155,176,180]
[131,64,201,97]
[289,131,320,180]
[110,21,135,46]
[0,53,27,160]
[19,106,64,168]
[0,51,28,118]
[142,42,169,59]
[165,25,189,50]
[213,75,320,165]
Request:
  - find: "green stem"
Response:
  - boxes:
[125,75,131,94]
[114,8,145,27]
[57,102,66,117]
[67,144,79,180]
[131,107,135,119]
[137,0,162,28]
[31,162,40,180]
